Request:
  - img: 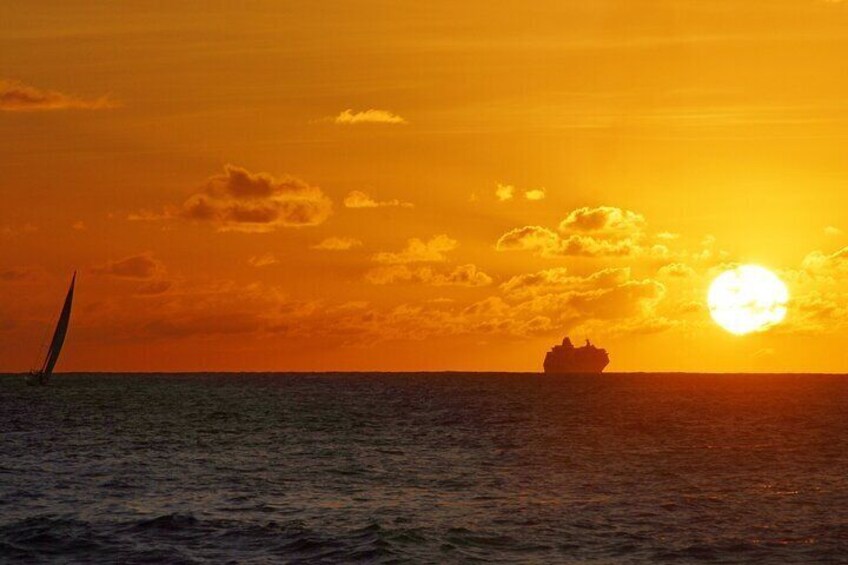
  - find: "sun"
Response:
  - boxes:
[708,265,789,335]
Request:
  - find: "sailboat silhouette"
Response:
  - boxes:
[27,272,76,386]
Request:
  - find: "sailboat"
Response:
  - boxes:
[27,272,76,386]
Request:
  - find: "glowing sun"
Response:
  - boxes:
[708,265,789,335]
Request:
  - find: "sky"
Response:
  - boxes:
[2,0,848,372]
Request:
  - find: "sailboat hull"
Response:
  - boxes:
[26,371,49,386]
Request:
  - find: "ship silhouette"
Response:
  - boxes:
[543,337,609,374]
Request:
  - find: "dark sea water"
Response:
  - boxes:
[2,373,848,564]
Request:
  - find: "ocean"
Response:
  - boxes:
[1,372,847,563]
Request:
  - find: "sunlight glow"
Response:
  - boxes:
[708,265,789,335]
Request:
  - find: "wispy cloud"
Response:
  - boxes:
[343,190,413,209]
[334,109,407,125]
[366,264,492,287]
[93,252,164,279]
[248,253,279,267]
[0,80,115,112]
[312,237,363,251]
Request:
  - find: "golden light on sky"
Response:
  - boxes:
[3,1,848,373]
[708,265,789,336]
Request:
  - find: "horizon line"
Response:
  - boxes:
[3,371,848,377]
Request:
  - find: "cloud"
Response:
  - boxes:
[175,165,332,232]
[802,246,848,272]
[559,206,645,234]
[92,253,174,296]
[334,109,407,125]
[656,232,680,240]
[68,263,669,350]
[495,226,637,258]
[312,237,363,251]
[496,226,558,253]
[500,267,631,299]
[248,253,279,267]
[373,235,458,264]
[1,223,38,239]
[495,184,515,201]
[72,221,86,231]
[0,267,36,282]
[524,188,546,201]
[690,235,731,264]
[658,262,697,278]
[0,80,115,111]
[94,253,163,279]
[496,183,545,201]
[135,280,173,296]
[366,264,492,287]
[343,190,413,209]
[567,279,665,319]
[825,226,842,236]
[465,268,667,339]
[435,264,493,287]
[141,312,264,339]
[495,206,652,258]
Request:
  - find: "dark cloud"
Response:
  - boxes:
[94,253,163,279]
[135,279,173,296]
[176,165,332,232]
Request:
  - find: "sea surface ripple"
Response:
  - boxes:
[1,372,848,563]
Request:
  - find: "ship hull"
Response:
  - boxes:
[543,361,608,374]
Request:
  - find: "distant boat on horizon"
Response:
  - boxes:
[27,272,76,386]
[543,336,609,374]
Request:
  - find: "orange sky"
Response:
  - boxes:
[2,1,848,372]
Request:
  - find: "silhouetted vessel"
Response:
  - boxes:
[544,337,609,374]
[27,272,76,386]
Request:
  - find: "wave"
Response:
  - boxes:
[0,514,422,563]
